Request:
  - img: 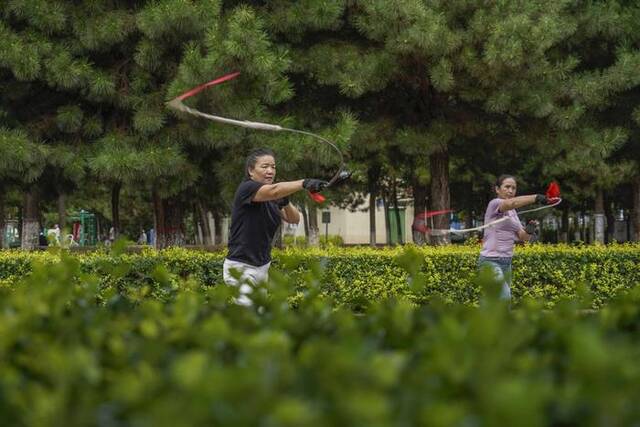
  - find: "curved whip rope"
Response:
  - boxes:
[427,198,563,235]
[166,72,346,188]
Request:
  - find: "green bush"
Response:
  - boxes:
[276,243,640,308]
[282,234,344,248]
[1,244,640,307]
[283,234,308,247]
[319,234,344,247]
[2,249,640,425]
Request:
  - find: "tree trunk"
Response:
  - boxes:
[392,178,403,245]
[21,189,40,250]
[465,181,475,229]
[368,168,379,246]
[0,190,5,249]
[429,148,450,245]
[300,203,309,239]
[197,201,212,246]
[561,204,570,243]
[382,191,390,244]
[153,190,185,249]
[212,210,223,245]
[411,177,428,245]
[593,189,605,244]
[307,201,319,246]
[369,187,377,246]
[633,177,640,242]
[57,193,66,231]
[603,194,615,244]
[111,182,121,238]
[192,204,201,245]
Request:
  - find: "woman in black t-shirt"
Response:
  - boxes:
[223,148,327,305]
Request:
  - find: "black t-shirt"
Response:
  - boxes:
[226,180,282,266]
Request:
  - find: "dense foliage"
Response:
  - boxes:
[1,244,639,308]
[1,1,639,246]
[1,247,640,425]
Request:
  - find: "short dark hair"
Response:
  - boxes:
[245,148,275,179]
[495,174,516,188]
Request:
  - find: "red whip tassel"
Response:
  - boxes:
[546,181,560,199]
[308,192,326,203]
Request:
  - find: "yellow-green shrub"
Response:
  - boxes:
[1,244,640,307]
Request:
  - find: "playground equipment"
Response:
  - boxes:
[68,210,98,246]
[3,220,20,248]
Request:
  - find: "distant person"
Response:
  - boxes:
[38,231,48,247]
[137,229,147,245]
[47,224,61,245]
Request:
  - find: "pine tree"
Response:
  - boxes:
[2,0,639,250]
[0,0,128,247]
[164,2,295,247]
[260,0,640,244]
[0,127,47,248]
[529,1,640,242]
[2,0,296,248]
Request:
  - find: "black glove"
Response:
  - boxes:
[303,178,328,193]
[524,220,538,235]
[276,196,290,209]
[535,194,548,204]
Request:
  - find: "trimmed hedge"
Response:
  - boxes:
[277,244,640,308]
[1,244,640,307]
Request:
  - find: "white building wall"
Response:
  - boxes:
[288,195,415,245]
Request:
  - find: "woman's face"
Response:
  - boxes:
[248,155,276,184]
[496,177,517,199]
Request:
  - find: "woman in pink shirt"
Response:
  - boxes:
[478,175,551,300]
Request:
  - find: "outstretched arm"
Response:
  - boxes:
[499,194,549,212]
[253,180,304,202]
[253,178,328,202]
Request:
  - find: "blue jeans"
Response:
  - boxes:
[477,256,512,300]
